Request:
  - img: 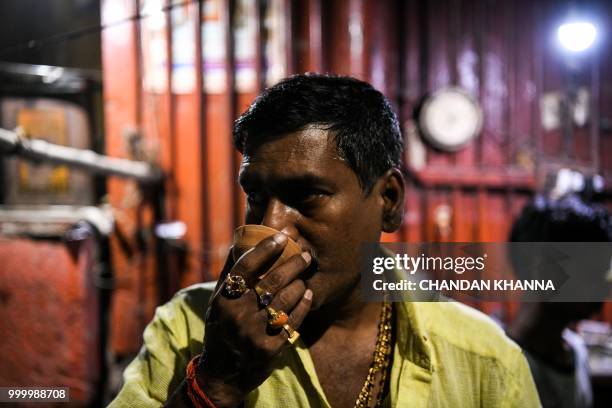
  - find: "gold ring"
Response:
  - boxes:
[254,285,273,308]
[283,323,300,345]
[222,274,248,298]
[266,306,289,328]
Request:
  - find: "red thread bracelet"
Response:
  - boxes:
[186,354,218,408]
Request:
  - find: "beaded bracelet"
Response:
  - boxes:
[186,354,218,408]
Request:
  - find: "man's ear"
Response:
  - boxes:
[379,168,405,233]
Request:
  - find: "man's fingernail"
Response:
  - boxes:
[301,251,311,263]
[304,289,313,301]
[273,233,287,246]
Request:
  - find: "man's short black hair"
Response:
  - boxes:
[508,195,611,294]
[510,194,612,243]
[232,73,403,192]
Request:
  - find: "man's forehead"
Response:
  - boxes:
[240,127,345,172]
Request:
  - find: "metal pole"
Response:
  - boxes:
[0,127,162,183]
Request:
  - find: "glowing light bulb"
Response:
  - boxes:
[557,21,597,52]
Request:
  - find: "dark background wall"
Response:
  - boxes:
[0,2,105,406]
[100,0,612,358]
[0,0,101,70]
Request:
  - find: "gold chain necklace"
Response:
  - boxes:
[354,301,393,408]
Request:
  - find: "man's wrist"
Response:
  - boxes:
[194,357,245,408]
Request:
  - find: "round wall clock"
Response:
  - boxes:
[418,87,483,151]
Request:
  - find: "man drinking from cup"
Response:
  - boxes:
[110,74,540,408]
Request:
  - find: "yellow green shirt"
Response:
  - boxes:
[109,282,541,407]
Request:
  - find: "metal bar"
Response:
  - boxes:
[284,0,294,75]
[195,0,209,280]
[0,61,102,83]
[309,0,323,72]
[135,0,143,129]
[591,50,600,172]
[166,0,177,218]
[224,0,240,230]
[255,0,266,91]
[348,0,364,78]
[0,127,162,183]
[532,0,544,178]
[0,205,114,237]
